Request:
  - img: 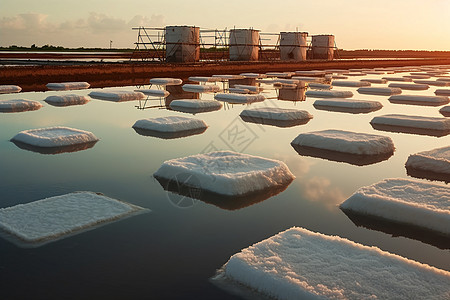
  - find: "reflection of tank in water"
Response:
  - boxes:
[165,84,199,106]
[277,86,306,101]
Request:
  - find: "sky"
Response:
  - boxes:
[1,0,449,50]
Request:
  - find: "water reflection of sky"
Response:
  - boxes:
[0,70,449,299]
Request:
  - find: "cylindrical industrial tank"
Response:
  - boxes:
[229,29,260,61]
[311,35,335,60]
[165,26,200,63]
[280,32,308,61]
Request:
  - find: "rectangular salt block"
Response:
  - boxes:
[149,78,182,86]
[169,99,223,113]
[11,126,99,147]
[291,129,394,155]
[219,227,450,300]
[0,192,146,245]
[88,90,145,102]
[214,93,265,103]
[341,178,450,235]
[357,87,402,96]
[44,94,90,106]
[406,146,450,175]
[0,99,42,112]
[371,114,450,131]
[182,84,221,93]
[132,116,207,133]
[388,95,449,106]
[136,89,170,97]
[332,80,371,87]
[240,107,312,121]
[154,151,295,196]
[0,85,22,94]
[313,99,382,111]
[388,83,429,90]
[46,82,90,90]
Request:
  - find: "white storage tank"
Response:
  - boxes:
[311,35,335,60]
[229,29,260,61]
[165,26,200,63]
[280,32,308,61]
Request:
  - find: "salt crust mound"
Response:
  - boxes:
[388,95,449,106]
[382,77,413,82]
[308,83,332,90]
[46,82,90,91]
[11,126,99,147]
[135,89,170,97]
[133,116,207,133]
[182,84,221,93]
[440,105,450,116]
[214,93,265,103]
[149,78,182,86]
[188,76,222,82]
[294,70,326,76]
[220,226,450,300]
[406,146,450,175]
[341,178,450,235]
[44,94,90,106]
[332,80,371,87]
[88,90,145,102]
[371,114,450,131]
[233,84,263,93]
[0,192,146,244]
[169,99,222,110]
[291,129,394,155]
[435,89,450,96]
[0,85,22,94]
[305,90,353,98]
[154,151,295,196]
[388,83,429,90]
[313,99,382,110]
[414,80,449,87]
[273,79,299,85]
[228,87,251,94]
[357,87,402,96]
[0,99,43,112]
[240,107,312,121]
[360,78,387,84]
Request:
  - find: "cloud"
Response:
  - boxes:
[301,177,346,210]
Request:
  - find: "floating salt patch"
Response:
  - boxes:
[188,76,222,83]
[46,82,90,91]
[308,83,332,90]
[313,99,382,114]
[341,178,450,236]
[435,89,450,96]
[382,77,412,82]
[332,80,371,87]
[133,116,207,137]
[135,89,169,97]
[169,99,222,114]
[11,126,99,149]
[240,107,313,127]
[266,72,294,78]
[154,151,295,196]
[182,84,221,93]
[292,76,324,83]
[357,87,402,96]
[371,114,450,137]
[294,70,326,76]
[388,83,429,90]
[342,72,366,76]
[437,78,450,82]
[388,95,449,106]
[440,105,450,117]
[149,78,182,86]
[240,73,267,79]
[228,87,250,94]
[404,74,431,79]
[406,146,450,182]
[212,74,245,80]
[44,94,90,107]
[215,226,450,300]
[360,78,387,84]
[0,99,42,113]
[0,192,146,246]
[330,74,348,79]
[305,90,353,98]
[88,90,145,102]
[214,93,265,104]
[413,80,450,87]
[233,84,263,93]
[0,85,22,94]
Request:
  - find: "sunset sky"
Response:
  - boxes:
[1,0,449,50]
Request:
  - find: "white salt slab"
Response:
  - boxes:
[292,76,324,83]
[11,126,99,148]
[414,80,450,87]
[240,73,267,79]
[233,84,263,93]
[182,84,221,93]
[0,99,43,113]
[88,90,145,102]
[266,72,294,78]
[388,83,429,90]
[294,70,326,76]
[212,74,245,80]
[437,78,450,82]
[357,87,402,96]
[371,114,450,131]
[214,93,265,104]
[341,178,450,235]
[313,99,382,113]
[360,78,387,84]
[132,116,207,133]
[149,78,182,86]
[342,72,366,76]
[228,87,250,94]
[169,99,223,113]
[332,80,371,87]
[0,192,146,245]
[388,95,449,106]
[292,129,394,155]
[154,151,295,196]
[406,146,450,175]
[44,94,90,106]
[308,83,332,90]
[305,90,353,98]
[218,226,450,300]
[382,77,412,82]
[440,105,450,116]
[0,85,22,94]
[240,107,313,121]
[136,89,170,97]
[435,89,450,96]
[46,82,90,91]
[188,76,222,83]
[404,75,431,79]
[273,79,299,85]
